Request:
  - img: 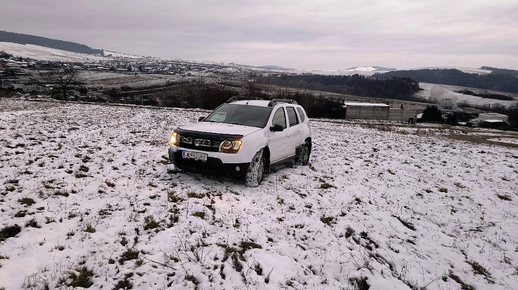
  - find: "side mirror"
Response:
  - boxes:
[270,124,284,132]
[198,116,206,122]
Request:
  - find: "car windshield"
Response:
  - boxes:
[203,104,273,128]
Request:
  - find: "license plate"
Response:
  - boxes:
[182,151,208,162]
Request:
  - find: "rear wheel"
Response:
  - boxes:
[245,149,265,187]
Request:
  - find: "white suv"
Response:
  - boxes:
[168,97,312,187]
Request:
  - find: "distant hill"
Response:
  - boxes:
[481,66,518,77]
[0,30,103,55]
[258,65,294,71]
[373,69,518,94]
[345,66,397,72]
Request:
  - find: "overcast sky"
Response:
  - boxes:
[1,0,517,70]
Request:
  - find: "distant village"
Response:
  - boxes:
[0,52,515,130]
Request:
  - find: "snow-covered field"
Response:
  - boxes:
[417,83,517,107]
[1,99,517,290]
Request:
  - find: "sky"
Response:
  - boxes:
[1,0,517,70]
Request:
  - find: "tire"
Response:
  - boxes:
[296,141,311,165]
[245,149,265,187]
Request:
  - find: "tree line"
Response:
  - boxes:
[259,74,422,102]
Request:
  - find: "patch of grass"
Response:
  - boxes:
[192,211,206,220]
[113,273,133,289]
[345,226,355,238]
[467,260,492,281]
[143,215,160,230]
[119,248,139,264]
[393,215,416,231]
[66,266,94,288]
[187,192,206,199]
[349,276,370,290]
[438,187,448,193]
[240,241,262,252]
[0,224,21,241]
[320,182,334,189]
[18,197,35,206]
[147,182,157,188]
[25,218,40,228]
[167,191,184,203]
[448,271,475,290]
[185,274,199,287]
[320,216,335,226]
[79,165,89,172]
[254,263,263,276]
[54,190,69,197]
[84,224,96,233]
[75,172,88,178]
[105,180,116,188]
[5,185,16,192]
[496,194,512,201]
[14,210,28,218]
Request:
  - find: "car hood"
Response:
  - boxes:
[178,122,263,137]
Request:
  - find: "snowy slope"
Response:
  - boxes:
[0,99,518,290]
[417,82,518,107]
[310,66,396,76]
[103,50,145,59]
[0,42,110,62]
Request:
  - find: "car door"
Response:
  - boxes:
[268,107,291,163]
[284,106,303,156]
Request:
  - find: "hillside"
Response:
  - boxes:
[0,30,103,55]
[1,99,517,290]
[373,69,518,94]
[0,42,108,62]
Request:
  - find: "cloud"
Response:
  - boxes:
[1,0,517,69]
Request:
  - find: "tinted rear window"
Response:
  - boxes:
[296,107,306,122]
[286,107,299,126]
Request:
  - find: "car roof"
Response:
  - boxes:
[230,100,299,108]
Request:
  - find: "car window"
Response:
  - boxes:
[296,107,306,122]
[204,104,272,128]
[286,107,299,127]
[272,108,286,129]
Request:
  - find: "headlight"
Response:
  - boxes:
[168,132,180,146]
[220,139,242,154]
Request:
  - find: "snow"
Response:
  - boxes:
[103,50,145,59]
[488,138,518,145]
[343,102,389,107]
[417,83,517,107]
[1,99,518,290]
[0,42,109,62]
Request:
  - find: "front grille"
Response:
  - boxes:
[180,135,221,152]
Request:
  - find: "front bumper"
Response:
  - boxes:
[169,147,250,176]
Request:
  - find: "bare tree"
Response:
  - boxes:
[244,71,262,97]
[45,66,80,101]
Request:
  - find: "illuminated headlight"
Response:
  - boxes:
[168,132,180,146]
[220,140,242,154]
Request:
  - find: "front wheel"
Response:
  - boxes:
[245,149,265,187]
[296,141,311,165]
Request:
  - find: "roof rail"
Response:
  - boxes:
[226,96,264,103]
[267,99,298,107]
